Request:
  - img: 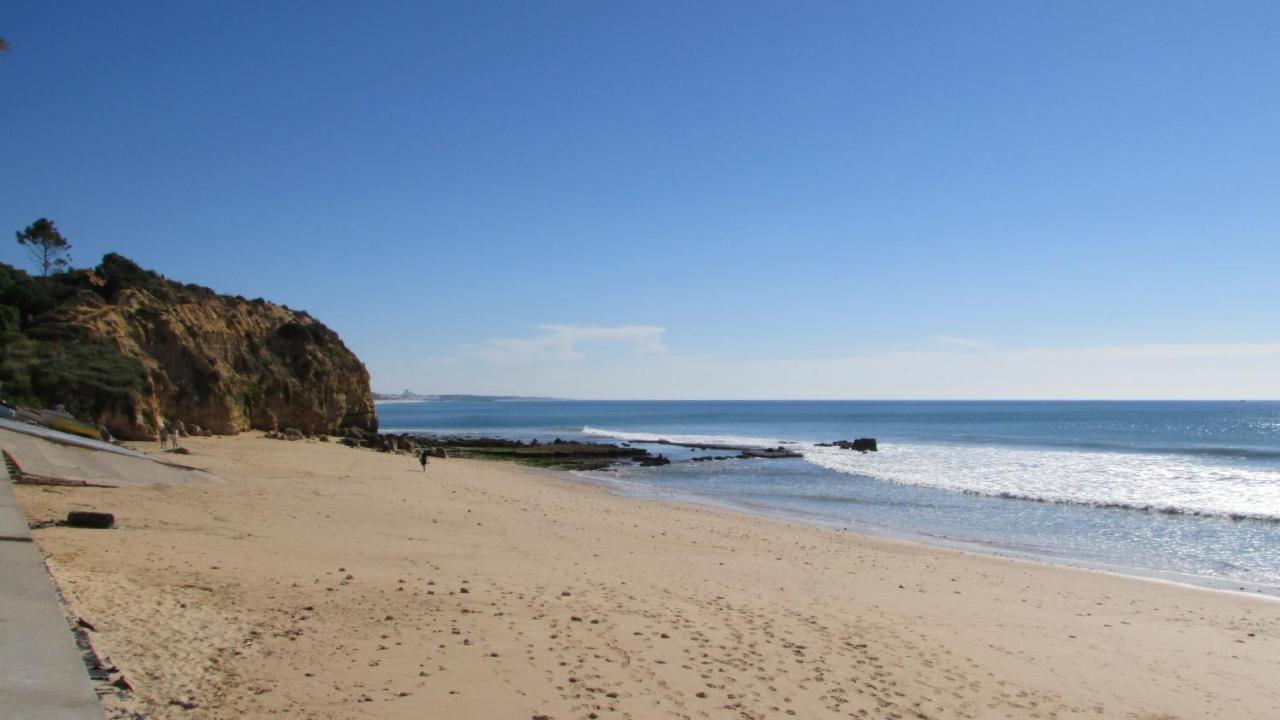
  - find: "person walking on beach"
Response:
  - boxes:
[159,426,169,450]
[419,449,430,472]
[170,427,181,450]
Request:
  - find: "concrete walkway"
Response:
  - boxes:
[1,421,221,487]
[0,476,102,719]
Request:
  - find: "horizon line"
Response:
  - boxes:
[374,396,1277,403]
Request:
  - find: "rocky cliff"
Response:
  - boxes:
[0,253,377,439]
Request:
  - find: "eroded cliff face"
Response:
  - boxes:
[5,254,377,439]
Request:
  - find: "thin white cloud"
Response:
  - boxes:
[537,325,668,354]
[403,339,1280,399]
[933,335,990,350]
[1037,341,1280,360]
[457,324,667,365]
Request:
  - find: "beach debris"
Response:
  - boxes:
[65,510,115,529]
[169,696,199,710]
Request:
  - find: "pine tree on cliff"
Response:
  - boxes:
[15,218,72,279]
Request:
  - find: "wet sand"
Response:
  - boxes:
[14,434,1280,719]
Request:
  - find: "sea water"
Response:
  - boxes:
[377,400,1280,594]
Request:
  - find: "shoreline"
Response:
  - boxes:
[14,435,1280,719]
[382,411,1280,592]
[573,467,1280,600]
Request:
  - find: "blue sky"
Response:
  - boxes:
[2,2,1278,398]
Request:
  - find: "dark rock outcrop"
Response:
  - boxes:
[398,435,659,471]
[637,454,671,467]
[818,438,878,452]
[738,447,803,459]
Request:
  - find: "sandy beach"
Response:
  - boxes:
[13,435,1279,720]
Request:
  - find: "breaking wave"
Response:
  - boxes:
[800,442,1280,523]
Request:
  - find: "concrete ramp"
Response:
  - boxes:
[0,420,221,486]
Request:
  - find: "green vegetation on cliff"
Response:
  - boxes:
[1,260,150,419]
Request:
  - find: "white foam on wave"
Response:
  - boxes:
[581,425,783,448]
[582,425,1280,521]
[800,441,1280,521]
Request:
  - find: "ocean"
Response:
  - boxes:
[377,400,1280,594]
